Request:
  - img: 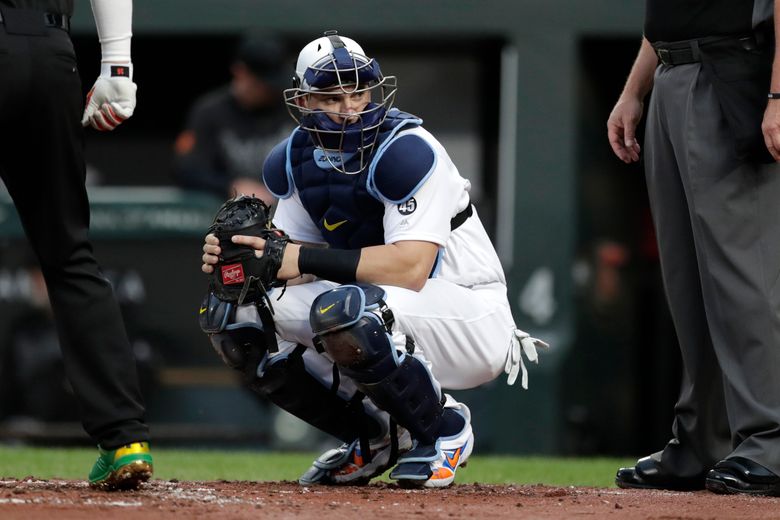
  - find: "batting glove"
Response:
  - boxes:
[506,329,550,389]
[82,63,137,131]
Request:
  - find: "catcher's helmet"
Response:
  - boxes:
[284,30,397,174]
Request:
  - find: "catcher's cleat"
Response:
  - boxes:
[89,441,153,490]
[390,405,473,489]
[299,428,412,486]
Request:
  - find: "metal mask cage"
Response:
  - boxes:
[284,51,398,174]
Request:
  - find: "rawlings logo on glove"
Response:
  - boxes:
[221,264,246,285]
[207,194,290,305]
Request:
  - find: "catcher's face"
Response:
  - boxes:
[300,86,371,125]
[284,74,395,173]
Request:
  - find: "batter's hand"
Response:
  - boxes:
[82,63,137,131]
[762,100,780,162]
[607,96,644,163]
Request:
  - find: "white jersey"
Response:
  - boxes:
[272,126,507,290]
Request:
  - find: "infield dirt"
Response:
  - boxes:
[2,478,779,519]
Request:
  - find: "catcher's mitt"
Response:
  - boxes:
[207,194,290,305]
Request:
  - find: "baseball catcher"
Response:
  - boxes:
[200,31,548,489]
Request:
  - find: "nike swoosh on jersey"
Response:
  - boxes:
[199,307,208,314]
[319,303,336,314]
[323,218,348,231]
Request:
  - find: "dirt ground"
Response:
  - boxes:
[2,478,780,519]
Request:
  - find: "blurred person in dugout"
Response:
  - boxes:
[0,0,152,489]
[608,0,780,496]
[172,33,293,204]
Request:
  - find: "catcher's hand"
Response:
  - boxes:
[203,195,290,303]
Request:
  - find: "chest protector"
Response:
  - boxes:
[265,109,423,249]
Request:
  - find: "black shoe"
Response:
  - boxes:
[705,457,780,496]
[616,456,706,491]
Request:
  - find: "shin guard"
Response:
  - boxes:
[310,284,444,445]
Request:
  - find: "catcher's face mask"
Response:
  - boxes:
[284,30,397,174]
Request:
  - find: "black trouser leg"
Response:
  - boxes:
[0,26,148,448]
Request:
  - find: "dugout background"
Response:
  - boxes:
[0,1,681,457]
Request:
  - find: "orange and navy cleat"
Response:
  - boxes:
[390,404,473,488]
[299,428,412,486]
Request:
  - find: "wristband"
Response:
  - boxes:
[768,93,780,99]
[298,247,361,284]
[100,62,133,80]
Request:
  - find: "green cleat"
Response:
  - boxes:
[88,441,153,490]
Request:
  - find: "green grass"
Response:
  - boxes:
[0,446,633,488]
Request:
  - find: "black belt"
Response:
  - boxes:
[653,32,766,66]
[0,12,70,32]
[450,204,473,231]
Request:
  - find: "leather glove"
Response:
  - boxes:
[207,195,290,305]
[81,63,137,131]
[506,329,550,389]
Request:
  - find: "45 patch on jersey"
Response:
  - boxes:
[398,197,417,215]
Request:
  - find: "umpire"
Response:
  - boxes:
[608,0,780,496]
[0,0,152,489]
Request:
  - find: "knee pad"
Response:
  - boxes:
[199,291,267,376]
[249,345,382,444]
[310,284,444,445]
[309,283,398,377]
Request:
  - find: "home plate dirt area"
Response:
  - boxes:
[1,478,779,519]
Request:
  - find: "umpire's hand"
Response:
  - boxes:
[607,96,643,164]
[82,63,137,131]
[762,99,780,162]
